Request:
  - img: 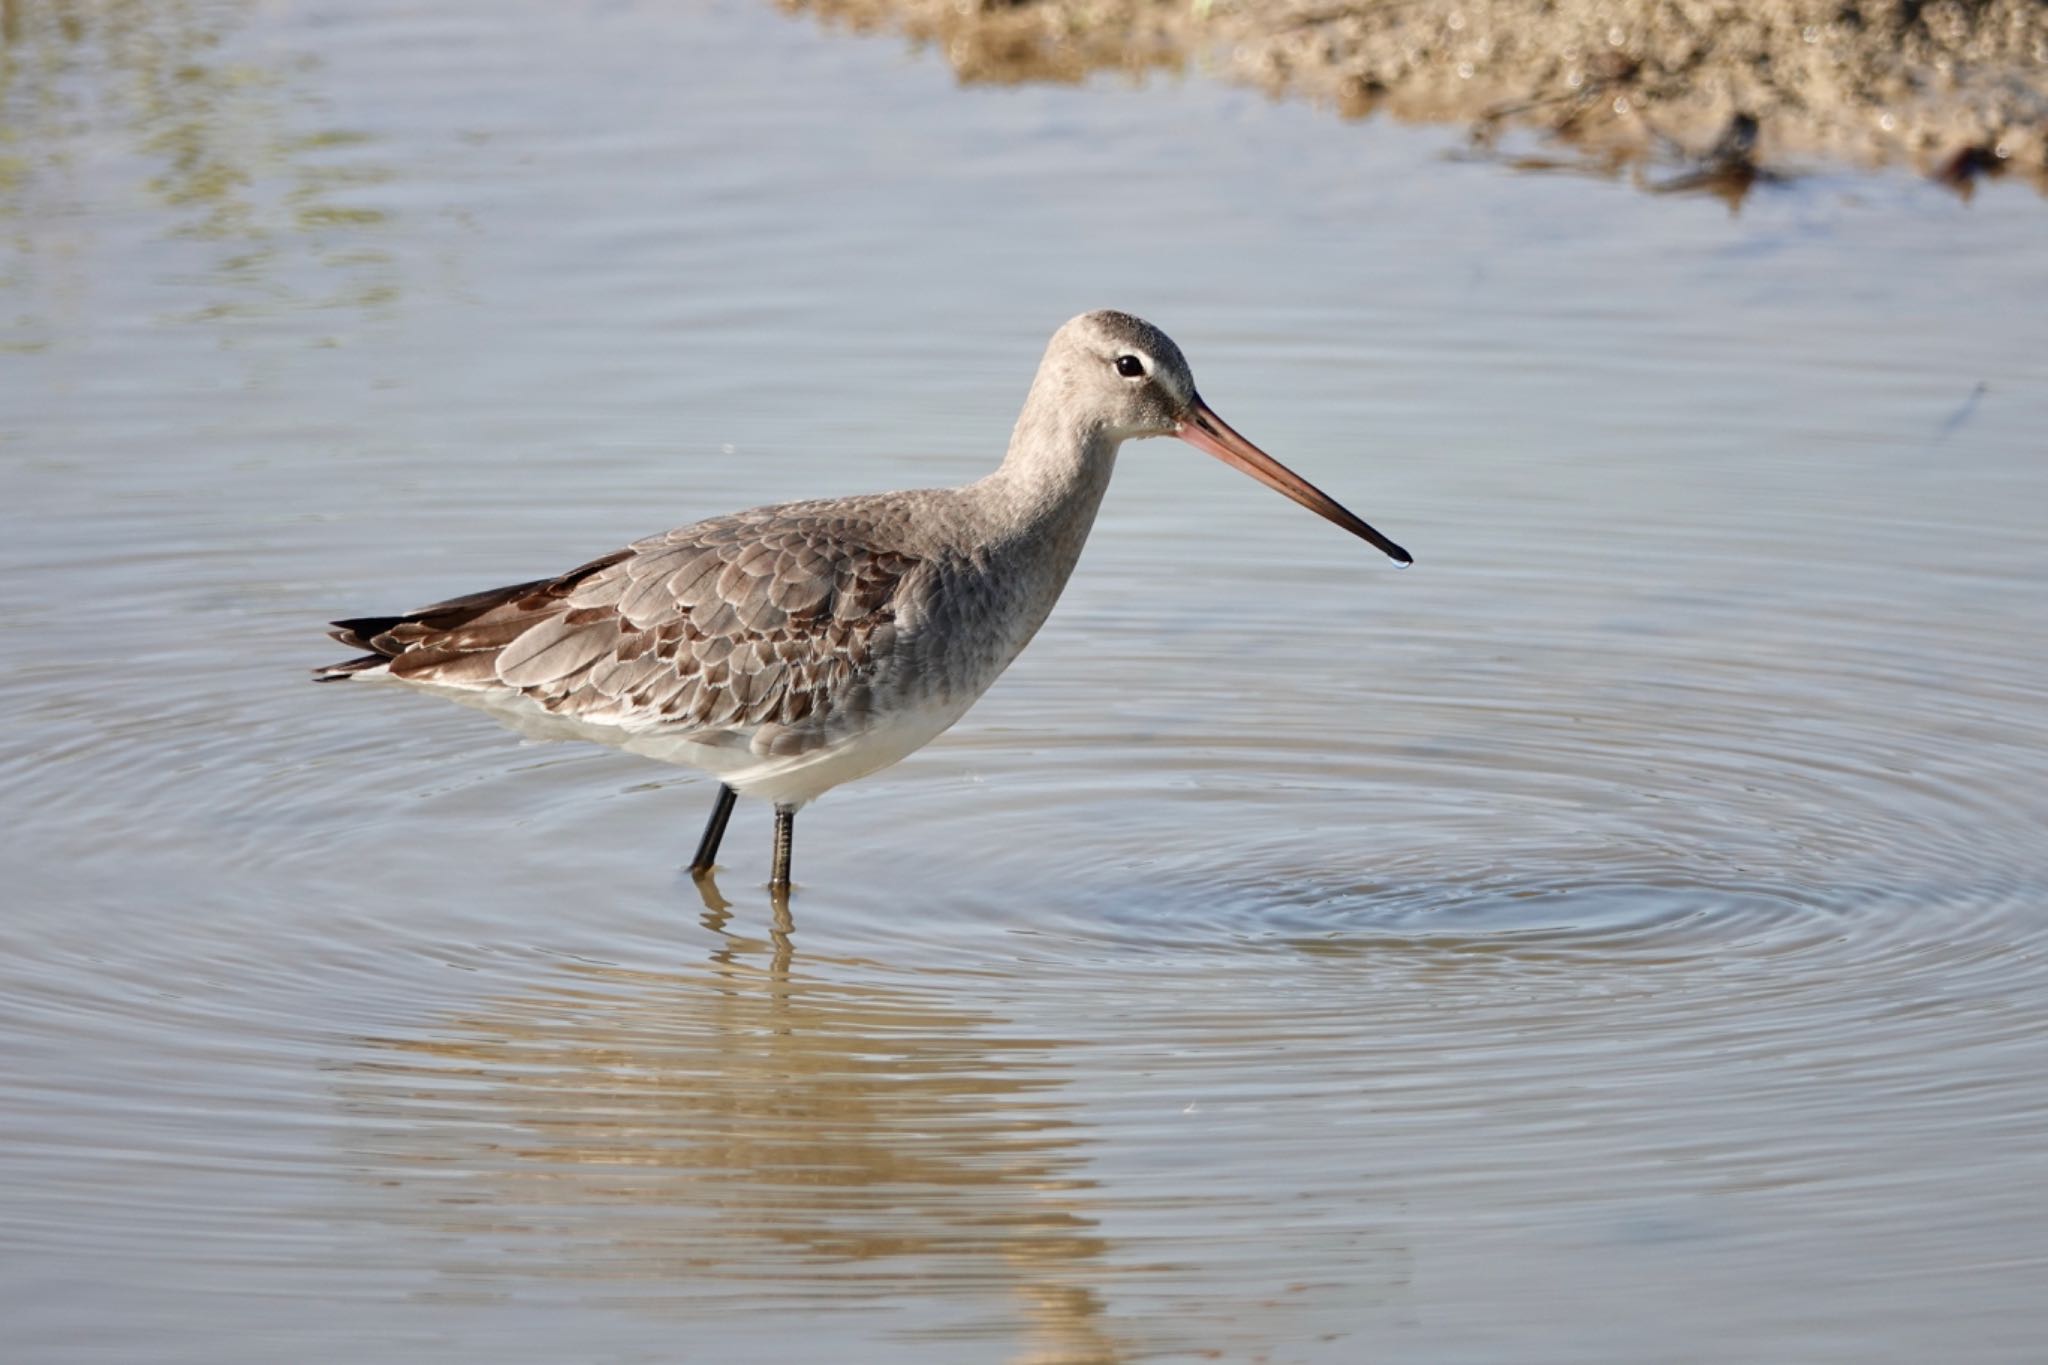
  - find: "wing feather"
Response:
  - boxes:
[322,505,924,756]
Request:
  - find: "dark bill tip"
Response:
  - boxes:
[1179,400,1413,569]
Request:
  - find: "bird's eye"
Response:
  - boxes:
[1114,355,1145,379]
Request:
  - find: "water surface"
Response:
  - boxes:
[3,1,2047,1361]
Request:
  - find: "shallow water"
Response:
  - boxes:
[4,1,2047,1361]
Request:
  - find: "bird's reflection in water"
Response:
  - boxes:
[341,871,1126,1361]
[689,867,795,973]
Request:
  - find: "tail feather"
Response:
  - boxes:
[314,551,631,684]
[327,616,408,652]
[312,652,392,682]
[314,580,548,681]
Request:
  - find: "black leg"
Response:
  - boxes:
[770,804,795,891]
[689,783,738,875]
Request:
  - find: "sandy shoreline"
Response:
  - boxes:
[784,0,2048,195]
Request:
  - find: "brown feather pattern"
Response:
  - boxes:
[317,510,921,756]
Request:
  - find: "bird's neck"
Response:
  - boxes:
[954,401,1122,625]
[980,399,1120,540]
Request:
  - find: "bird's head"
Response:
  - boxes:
[1038,310,1411,567]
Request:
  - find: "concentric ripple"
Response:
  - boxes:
[4,0,2048,1358]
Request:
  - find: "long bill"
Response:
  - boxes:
[1176,397,1412,567]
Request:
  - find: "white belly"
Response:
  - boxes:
[623,693,979,806]
[385,676,981,809]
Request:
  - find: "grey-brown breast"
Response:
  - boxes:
[357,504,926,754]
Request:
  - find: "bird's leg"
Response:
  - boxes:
[770,803,796,891]
[689,783,738,876]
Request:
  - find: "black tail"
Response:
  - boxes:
[314,616,412,679]
[312,550,630,684]
[328,615,408,651]
[311,574,566,682]
[312,615,412,678]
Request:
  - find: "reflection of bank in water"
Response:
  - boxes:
[336,896,1129,1360]
[0,0,398,350]
[783,0,2048,198]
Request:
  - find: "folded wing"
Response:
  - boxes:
[317,507,920,757]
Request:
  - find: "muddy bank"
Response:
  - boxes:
[782,0,2048,196]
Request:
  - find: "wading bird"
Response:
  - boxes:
[316,311,1411,889]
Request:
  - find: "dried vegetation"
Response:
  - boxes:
[783,0,2048,197]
